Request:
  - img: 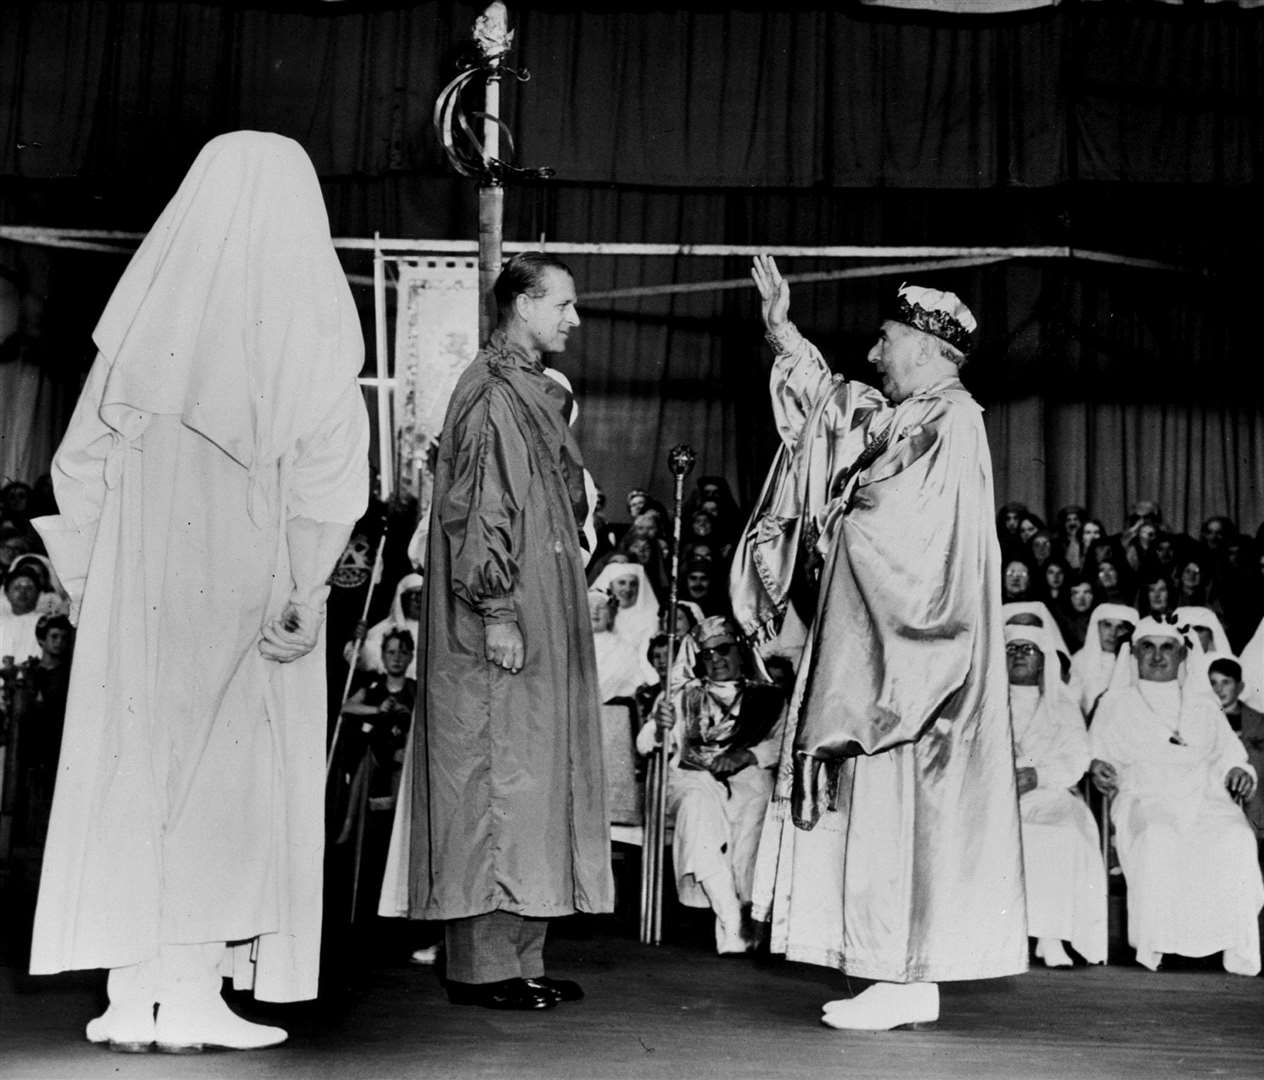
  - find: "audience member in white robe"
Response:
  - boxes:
[1089,617,1263,975]
[1003,599,1082,699]
[28,132,369,1051]
[352,572,423,678]
[1070,603,1138,721]
[590,560,660,656]
[1005,623,1108,967]
[637,616,785,954]
[589,587,656,703]
[0,562,44,663]
[9,553,70,617]
[1172,605,1232,658]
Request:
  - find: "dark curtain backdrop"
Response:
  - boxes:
[2,1,1262,533]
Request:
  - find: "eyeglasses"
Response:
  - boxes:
[700,643,738,660]
[1005,643,1039,657]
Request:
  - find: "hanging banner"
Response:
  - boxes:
[393,257,479,548]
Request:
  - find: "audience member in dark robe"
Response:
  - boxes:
[682,558,729,618]
[996,502,1030,563]
[1002,557,1037,604]
[1042,558,1070,610]
[1054,505,1088,571]
[1094,555,1131,605]
[1079,518,1106,562]
[1028,529,1055,571]
[0,480,34,535]
[1174,554,1217,613]
[1221,534,1262,652]
[20,614,75,847]
[686,475,742,552]
[1123,520,1161,579]
[1017,511,1046,549]
[1135,572,1173,621]
[1152,532,1182,583]
[1062,576,1097,653]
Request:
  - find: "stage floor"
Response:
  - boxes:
[2,920,1261,1080]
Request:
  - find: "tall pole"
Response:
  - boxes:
[477,73,503,345]
[474,3,509,345]
[435,3,553,342]
[639,444,696,945]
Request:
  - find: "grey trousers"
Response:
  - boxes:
[445,911,549,984]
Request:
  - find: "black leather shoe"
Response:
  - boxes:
[523,977,584,1002]
[445,978,557,1010]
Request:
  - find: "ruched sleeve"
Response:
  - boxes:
[438,382,534,623]
[768,323,834,449]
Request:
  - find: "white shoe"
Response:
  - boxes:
[409,945,440,966]
[1222,949,1261,977]
[820,982,939,1031]
[85,1004,156,1053]
[1036,938,1073,968]
[154,997,287,1053]
[1135,949,1162,972]
[715,915,753,955]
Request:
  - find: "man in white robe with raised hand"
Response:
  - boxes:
[29,132,368,1052]
[735,256,1026,1031]
[1089,616,1262,975]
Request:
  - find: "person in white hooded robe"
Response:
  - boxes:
[589,560,660,657]
[1172,604,1233,659]
[1005,623,1108,967]
[1070,602,1138,722]
[28,132,368,1051]
[1089,617,1262,975]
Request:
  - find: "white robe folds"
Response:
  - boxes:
[1091,680,1263,970]
[1010,684,1107,963]
[28,132,369,1003]
[736,326,1027,984]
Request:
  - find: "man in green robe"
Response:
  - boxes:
[408,253,612,1011]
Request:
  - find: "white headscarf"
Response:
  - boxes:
[1105,616,1216,703]
[1002,600,1072,662]
[359,572,424,678]
[1005,622,1080,768]
[1172,605,1232,658]
[590,560,660,654]
[90,131,363,513]
[589,588,656,702]
[1070,601,1139,719]
[1005,622,1065,704]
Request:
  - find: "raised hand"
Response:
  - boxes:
[750,254,790,332]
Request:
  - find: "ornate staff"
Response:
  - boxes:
[433,2,554,344]
[640,443,697,945]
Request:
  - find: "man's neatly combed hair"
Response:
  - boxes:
[494,251,574,322]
